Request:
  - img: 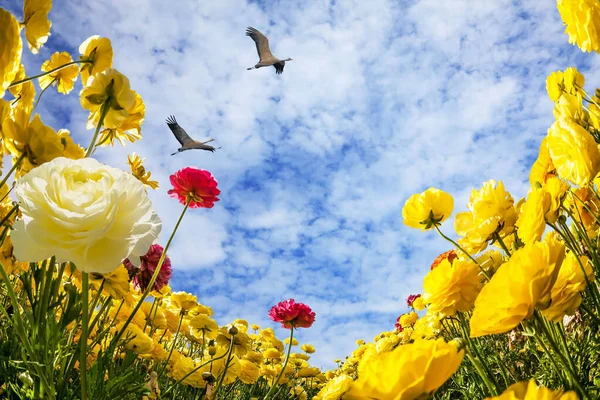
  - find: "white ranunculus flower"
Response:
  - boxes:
[11,157,162,273]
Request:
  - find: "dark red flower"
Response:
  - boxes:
[124,244,172,292]
[395,316,404,332]
[406,294,421,308]
[168,167,220,208]
[268,299,315,329]
[430,249,458,270]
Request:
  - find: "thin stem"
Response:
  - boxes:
[8,60,90,88]
[158,311,185,378]
[264,327,294,400]
[32,77,56,112]
[85,101,111,157]
[0,153,26,190]
[160,351,228,396]
[213,332,237,398]
[433,224,490,280]
[493,232,511,256]
[80,272,89,400]
[112,198,191,347]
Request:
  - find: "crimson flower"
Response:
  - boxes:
[395,316,404,332]
[124,244,172,292]
[268,299,315,329]
[406,294,421,308]
[168,167,220,208]
[430,249,458,270]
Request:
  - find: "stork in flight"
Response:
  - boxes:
[245,26,292,75]
[165,115,220,156]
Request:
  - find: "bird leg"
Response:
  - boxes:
[247,66,256,70]
[170,150,179,156]
[201,138,215,144]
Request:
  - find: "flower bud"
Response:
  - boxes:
[208,346,217,356]
[202,372,216,383]
[228,325,238,335]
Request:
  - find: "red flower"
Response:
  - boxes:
[124,244,172,292]
[430,249,458,270]
[168,167,220,208]
[406,293,421,308]
[268,299,315,329]
[395,316,404,332]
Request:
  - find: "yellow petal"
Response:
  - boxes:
[0,8,22,97]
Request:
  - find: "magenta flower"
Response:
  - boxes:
[406,294,422,308]
[168,167,220,208]
[124,244,172,292]
[268,299,315,329]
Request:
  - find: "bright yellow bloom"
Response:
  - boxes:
[356,339,365,346]
[302,343,315,354]
[97,91,145,146]
[39,52,79,94]
[57,129,85,160]
[190,303,213,316]
[412,296,426,311]
[0,8,22,97]
[116,322,153,354]
[239,359,260,384]
[188,313,219,339]
[565,187,600,232]
[251,324,260,330]
[553,91,583,121]
[292,352,310,361]
[140,302,167,330]
[402,187,454,230]
[454,180,517,254]
[211,354,241,385]
[290,386,307,400]
[470,233,565,337]
[22,0,52,54]
[485,379,579,399]
[263,347,281,359]
[244,351,263,364]
[215,326,251,356]
[80,68,135,130]
[422,258,483,317]
[315,374,353,400]
[9,64,35,111]
[542,253,594,322]
[284,337,299,346]
[345,338,464,400]
[558,0,600,53]
[79,35,113,84]
[546,70,565,102]
[399,311,418,327]
[89,265,130,300]
[168,291,198,314]
[297,367,321,378]
[547,117,600,187]
[516,186,552,245]
[563,67,585,94]
[530,137,557,186]
[127,152,158,189]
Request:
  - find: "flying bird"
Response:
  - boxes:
[165,115,220,156]
[246,26,292,75]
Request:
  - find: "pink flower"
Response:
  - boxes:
[395,316,404,332]
[124,244,172,292]
[406,294,421,308]
[268,299,315,329]
[168,167,220,208]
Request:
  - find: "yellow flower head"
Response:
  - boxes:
[530,137,558,186]
[239,359,260,384]
[546,70,565,102]
[485,379,579,400]
[542,252,594,322]
[244,350,263,364]
[89,265,130,300]
[39,52,79,94]
[251,324,260,330]
[22,0,52,54]
[79,35,113,84]
[0,8,22,97]
[263,347,281,359]
[315,374,354,400]
[297,367,321,378]
[188,313,219,339]
[399,311,419,327]
[558,0,600,53]
[284,337,299,346]
[301,343,316,354]
[565,187,600,233]
[563,67,585,94]
[80,68,135,130]
[168,291,198,314]
[127,152,158,190]
[516,186,552,245]
[547,116,600,187]
[116,322,153,354]
[422,257,483,317]
[216,326,251,356]
[9,64,35,112]
[454,180,517,254]
[470,232,565,337]
[345,338,464,400]
[402,187,454,230]
[412,296,426,311]
[97,91,145,146]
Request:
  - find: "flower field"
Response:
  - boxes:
[2,0,600,399]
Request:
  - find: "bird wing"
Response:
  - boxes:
[246,27,274,62]
[165,115,194,146]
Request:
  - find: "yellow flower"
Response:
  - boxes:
[470,233,565,337]
[263,347,281,359]
[546,70,564,102]
[345,338,464,400]
[239,359,260,384]
[215,326,251,356]
[565,187,600,232]
[290,386,307,400]
[168,291,198,314]
[301,343,315,354]
[485,379,579,399]
[116,322,153,354]
[422,257,483,317]
[402,187,454,230]
[297,367,321,378]
[140,302,167,330]
[547,117,600,187]
[251,324,260,330]
[244,351,263,364]
[530,137,558,186]
[542,253,594,322]
[553,91,583,121]
[557,0,600,53]
[79,35,113,85]
[39,52,79,94]
[211,354,241,385]
[190,303,213,317]
[284,337,299,346]
[315,374,353,400]
[516,186,552,245]
[399,311,418,327]
[454,180,517,254]
[356,339,365,346]
[292,352,310,361]
[89,265,130,300]
[80,68,135,130]
[57,129,85,160]
[9,64,35,111]
[563,67,585,94]
[0,8,22,97]
[412,296,426,311]
[11,157,162,273]
[188,313,219,339]
[97,91,145,146]
[126,152,158,190]
[22,0,52,54]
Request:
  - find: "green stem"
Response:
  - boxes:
[493,232,511,256]
[264,327,294,400]
[434,224,490,280]
[80,272,89,400]
[112,197,191,347]
[32,77,56,113]
[158,311,185,378]
[0,153,26,190]
[8,60,90,88]
[213,332,237,398]
[85,101,111,157]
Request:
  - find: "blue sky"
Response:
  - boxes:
[3,0,600,368]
